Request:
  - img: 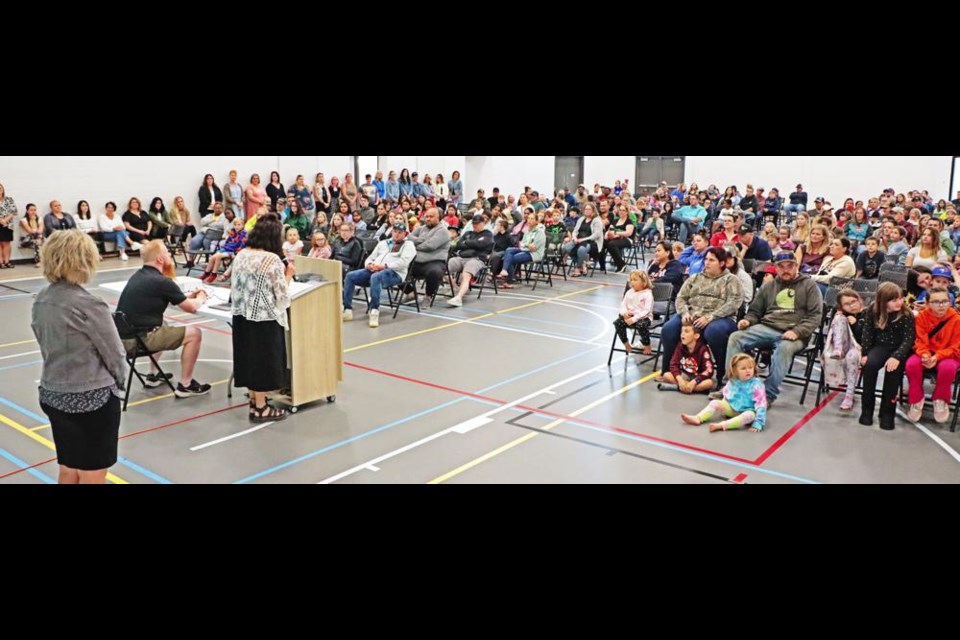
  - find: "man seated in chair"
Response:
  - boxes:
[401,207,450,304]
[186,202,233,268]
[447,214,494,308]
[116,241,212,397]
[342,221,417,328]
[724,252,823,405]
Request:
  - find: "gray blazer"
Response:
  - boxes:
[32,281,129,393]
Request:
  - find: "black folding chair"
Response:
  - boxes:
[112,312,177,412]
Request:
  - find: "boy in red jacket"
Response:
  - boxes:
[657,318,717,394]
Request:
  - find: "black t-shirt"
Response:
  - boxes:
[123,210,150,232]
[117,267,187,332]
[856,250,885,280]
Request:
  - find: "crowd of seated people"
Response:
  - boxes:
[9,168,960,432]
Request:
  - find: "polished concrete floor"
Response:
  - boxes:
[2,257,959,484]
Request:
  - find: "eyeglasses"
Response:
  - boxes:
[930,300,952,307]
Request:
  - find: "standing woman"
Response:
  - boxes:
[231,216,295,423]
[313,173,331,214]
[32,230,129,483]
[448,170,463,207]
[290,174,315,216]
[342,173,359,212]
[224,170,244,221]
[266,171,285,210]
[198,174,223,220]
[244,173,268,221]
[0,183,17,268]
[435,174,449,211]
[328,176,342,210]
[399,169,414,200]
[421,174,436,204]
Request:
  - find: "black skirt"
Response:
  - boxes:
[232,316,288,392]
[0,227,13,242]
[41,396,121,471]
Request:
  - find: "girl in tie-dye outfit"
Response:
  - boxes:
[682,354,768,433]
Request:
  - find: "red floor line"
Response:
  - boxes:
[119,403,248,439]
[0,455,56,480]
[344,362,758,465]
[732,473,749,484]
[752,391,839,466]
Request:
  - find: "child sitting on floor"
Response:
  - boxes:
[682,354,768,432]
[656,318,716,394]
[613,270,654,356]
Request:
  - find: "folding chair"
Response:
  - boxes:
[186,228,224,277]
[113,312,177,412]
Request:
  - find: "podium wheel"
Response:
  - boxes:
[289,405,299,414]
[327,395,336,403]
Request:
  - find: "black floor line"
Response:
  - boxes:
[506,420,735,483]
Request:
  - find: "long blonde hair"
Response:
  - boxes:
[804,225,830,256]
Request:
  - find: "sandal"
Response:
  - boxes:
[250,403,287,423]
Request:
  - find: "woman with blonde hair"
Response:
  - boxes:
[244,174,268,221]
[795,224,829,274]
[32,231,129,483]
[791,211,811,246]
[169,195,197,241]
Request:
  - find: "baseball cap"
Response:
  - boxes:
[815,196,825,203]
[392,221,409,231]
[471,214,485,224]
[823,204,834,212]
[774,251,798,264]
[738,224,755,235]
[931,266,953,279]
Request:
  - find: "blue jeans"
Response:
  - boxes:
[726,324,806,402]
[561,241,592,268]
[343,268,403,311]
[101,231,128,250]
[660,314,737,379]
[670,214,701,243]
[502,248,533,282]
[189,235,213,253]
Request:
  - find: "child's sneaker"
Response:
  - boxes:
[907,402,924,422]
[933,400,950,424]
[840,396,855,412]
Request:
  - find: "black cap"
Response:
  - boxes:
[738,224,755,235]
[471,214,486,224]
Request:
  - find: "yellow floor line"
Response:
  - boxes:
[345,286,605,354]
[0,339,37,349]
[429,371,660,484]
[29,424,50,432]
[0,411,128,484]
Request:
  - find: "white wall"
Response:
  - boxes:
[464,156,554,202]
[584,156,635,191]
[685,156,952,207]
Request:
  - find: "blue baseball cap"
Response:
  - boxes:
[774,252,798,264]
[931,266,952,279]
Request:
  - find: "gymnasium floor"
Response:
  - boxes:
[1,259,959,484]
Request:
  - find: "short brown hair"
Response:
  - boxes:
[41,230,99,285]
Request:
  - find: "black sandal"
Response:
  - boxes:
[250,403,287,423]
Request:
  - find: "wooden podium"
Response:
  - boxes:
[273,257,343,413]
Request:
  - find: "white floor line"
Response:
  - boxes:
[0,265,139,284]
[897,409,960,464]
[493,294,614,329]
[503,291,622,312]
[397,307,597,345]
[0,350,41,361]
[190,422,276,452]
[318,354,630,484]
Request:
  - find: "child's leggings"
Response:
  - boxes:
[696,399,756,430]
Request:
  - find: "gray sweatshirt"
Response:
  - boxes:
[409,221,451,263]
[32,281,129,393]
[745,274,824,342]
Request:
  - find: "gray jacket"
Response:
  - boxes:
[409,221,451,263]
[31,281,129,393]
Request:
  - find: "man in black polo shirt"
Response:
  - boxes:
[738,225,773,261]
[117,240,212,397]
